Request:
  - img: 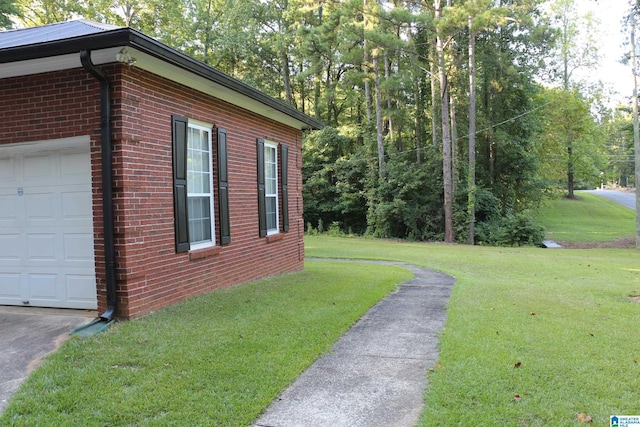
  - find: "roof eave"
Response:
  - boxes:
[0,27,324,131]
[126,31,324,131]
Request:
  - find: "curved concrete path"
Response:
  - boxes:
[254,259,455,427]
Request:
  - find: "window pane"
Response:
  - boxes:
[188,196,212,243]
[266,196,277,231]
[189,128,207,151]
[266,177,276,195]
[265,146,275,162]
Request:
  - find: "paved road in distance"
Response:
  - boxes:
[584,189,636,209]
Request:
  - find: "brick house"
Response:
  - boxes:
[0,20,322,319]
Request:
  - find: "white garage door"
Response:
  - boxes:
[0,137,97,309]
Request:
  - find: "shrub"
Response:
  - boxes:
[476,212,545,247]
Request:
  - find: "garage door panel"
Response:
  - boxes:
[66,274,98,304]
[28,273,58,301]
[64,233,94,262]
[26,233,58,261]
[61,151,91,177]
[0,192,20,226]
[0,272,21,298]
[23,154,52,181]
[0,157,15,181]
[0,234,21,262]
[62,190,92,220]
[24,192,56,222]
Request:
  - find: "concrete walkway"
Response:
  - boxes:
[254,259,455,427]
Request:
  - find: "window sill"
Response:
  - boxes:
[189,246,221,261]
[266,233,284,243]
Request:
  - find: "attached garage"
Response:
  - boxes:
[0,20,322,319]
[0,136,97,309]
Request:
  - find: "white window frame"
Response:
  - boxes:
[187,120,215,249]
[264,141,279,235]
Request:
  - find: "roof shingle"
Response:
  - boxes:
[0,20,121,49]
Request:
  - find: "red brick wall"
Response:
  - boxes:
[1,65,305,318]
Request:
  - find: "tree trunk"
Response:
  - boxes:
[415,75,423,164]
[281,51,292,105]
[385,53,394,145]
[567,133,575,198]
[435,0,454,243]
[446,0,455,191]
[363,0,372,125]
[468,18,477,245]
[430,48,439,147]
[374,51,386,177]
[450,89,457,192]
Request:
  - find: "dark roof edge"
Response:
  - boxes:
[1,27,324,130]
[127,30,324,130]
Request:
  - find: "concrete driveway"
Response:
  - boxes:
[0,306,94,414]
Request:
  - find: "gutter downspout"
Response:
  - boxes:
[80,50,117,321]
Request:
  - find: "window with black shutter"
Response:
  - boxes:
[172,117,228,252]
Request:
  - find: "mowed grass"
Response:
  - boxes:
[3,195,639,426]
[0,261,411,426]
[306,236,640,426]
[534,192,635,242]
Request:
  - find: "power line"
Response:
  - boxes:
[307,100,557,168]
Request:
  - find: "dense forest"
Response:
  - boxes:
[2,0,638,245]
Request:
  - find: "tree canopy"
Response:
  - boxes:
[8,0,636,245]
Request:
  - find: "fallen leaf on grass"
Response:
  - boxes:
[513,394,521,402]
[428,362,442,372]
[577,413,593,423]
[514,361,522,368]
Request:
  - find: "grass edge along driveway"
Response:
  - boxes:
[306,236,640,426]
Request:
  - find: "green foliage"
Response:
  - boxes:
[15,0,80,25]
[302,127,368,234]
[533,87,607,193]
[367,153,444,241]
[13,0,612,246]
[0,0,20,28]
[601,106,636,187]
[476,211,545,247]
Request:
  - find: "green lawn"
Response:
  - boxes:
[3,196,639,426]
[306,236,640,426]
[0,262,411,426]
[534,192,636,242]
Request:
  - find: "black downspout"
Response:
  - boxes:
[80,50,117,321]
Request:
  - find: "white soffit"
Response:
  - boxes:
[0,47,306,130]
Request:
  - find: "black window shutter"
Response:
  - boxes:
[257,139,267,237]
[280,144,289,232]
[172,115,190,253]
[217,128,231,245]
